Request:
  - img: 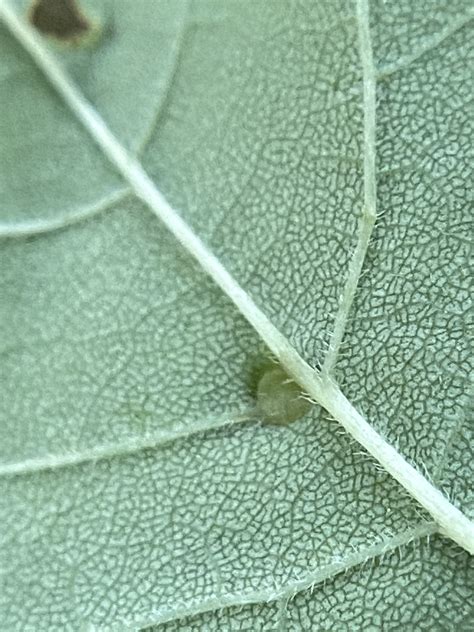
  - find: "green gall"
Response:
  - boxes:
[256,365,311,425]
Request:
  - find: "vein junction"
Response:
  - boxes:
[323,0,376,376]
[0,0,473,555]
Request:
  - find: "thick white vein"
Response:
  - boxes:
[1,1,473,555]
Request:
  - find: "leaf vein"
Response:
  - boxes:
[1,1,473,553]
[0,186,129,238]
[126,522,437,630]
[322,0,377,376]
[377,10,474,80]
[0,411,253,477]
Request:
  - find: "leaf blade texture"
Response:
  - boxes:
[0,0,472,629]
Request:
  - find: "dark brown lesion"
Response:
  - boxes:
[29,0,91,42]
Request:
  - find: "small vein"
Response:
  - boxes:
[135,0,190,156]
[125,522,438,631]
[377,10,474,80]
[0,410,254,477]
[322,0,377,375]
[1,1,473,554]
[276,597,289,632]
[0,186,129,238]
[432,384,473,483]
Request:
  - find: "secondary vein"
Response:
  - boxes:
[322,0,376,375]
[1,1,473,554]
[0,186,129,238]
[0,411,254,477]
[377,9,474,80]
[111,522,438,630]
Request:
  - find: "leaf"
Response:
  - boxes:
[0,0,472,630]
[153,537,473,631]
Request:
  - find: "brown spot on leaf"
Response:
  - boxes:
[30,0,91,42]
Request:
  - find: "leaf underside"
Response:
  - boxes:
[0,0,472,630]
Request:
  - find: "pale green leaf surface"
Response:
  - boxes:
[339,0,473,513]
[2,0,187,224]
[145,0,363,358]
[0,419,426,630]
[155,536,473,632]
[142,0,473,508]
[0,0,472,630]
[1,198,262,460]
[11,0,188,152]
[0,20,121,224]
